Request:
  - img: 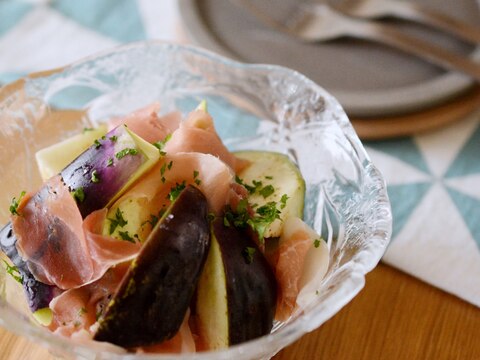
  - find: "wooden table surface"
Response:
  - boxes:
[1,263,479,359]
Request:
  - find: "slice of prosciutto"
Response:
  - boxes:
[274,217,329,321]
[165,109,249,173]
[108,102,181,144]
[108,152,238,222]
[12,176,141,290]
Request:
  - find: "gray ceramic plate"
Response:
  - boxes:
[179,0,480,117]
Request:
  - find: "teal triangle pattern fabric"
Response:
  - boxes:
[447,187,480,250]
[0,1,32,37]
[368,137,430,175]
[445,123,480,178]
[387,182,431,238]
[51,0,146,42]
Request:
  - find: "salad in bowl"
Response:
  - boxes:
[0,42,391,359]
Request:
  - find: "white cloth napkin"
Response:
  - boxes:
[0,0,478,307]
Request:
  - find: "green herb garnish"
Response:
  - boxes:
[108,208,128,234]
[259,184,275,198]
[71,188,85,203]
[160,163,167,176]
[115,148,138,160]
[193,170,201,185]
[94,139,102,149]
[242,247,256,264]
[77,307,87,316]
[83,127,94,133]
[249,201,281,241]
[118,231,135,243]
[167,160,173,170]
[141,210,165,229]
[313,239,321,248]
[207,212,215,222]
[235,176,264,195]
[91,170,100,183]
[265,175,273,180]
[106,158,114,167]
[280,194,289,209]
[9,191,26,216]
[109,135,118,142]
[153,134,172,156]
[2,260,23,284]
[167,181,186,201]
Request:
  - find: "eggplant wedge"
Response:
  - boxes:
[61,125,159,218]
[94,185,210,348]
[196,218,277,349]
[0,223,58,316]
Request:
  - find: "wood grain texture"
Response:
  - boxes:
[351,86,480,140]
[1,263,478,359]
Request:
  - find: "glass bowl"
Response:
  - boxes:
[0,41,392,360]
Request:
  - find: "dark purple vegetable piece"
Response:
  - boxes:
[61,125,158,218]
[0,222,58,312]
[93,185,210,348]
[196,217,277,348]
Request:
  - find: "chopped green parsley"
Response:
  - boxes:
[91,170,100,183]
[115,148,138,160]
[235,176,276,197]
[168,181,186,201]
[94,139,102,149]
[106,158,114,167]
[108,208,128,234]
[142,209,165,230]
[118,231,135,243]
[9,191,26,216]
[193,170,201,185]
[83,127,94,133]
[2,260,23,284]
[160,163,167,176]
[153,133,172,156]
[242,247,256,264]
[259,184,275,198]
[109,135,118,142]
[77,307,87,316]
[71,188,85,203]
[313,239,321,248]
[223,198,282,242]
[207,212,216,222]
[280,194,289,209]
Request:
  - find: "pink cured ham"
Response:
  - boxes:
[50,263,130,337]
[83,209,142,273]
[165,109,249,173]
[108,102,181,144]
[12,175,94,289]
[111,152,238,219]
[139,311,196,354]
[12,176,141,290]
[274,221,313,321]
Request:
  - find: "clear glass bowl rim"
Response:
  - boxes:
[0,40,392,360]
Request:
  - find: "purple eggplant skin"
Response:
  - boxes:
[213,218,277,345]
[61,125,145,218]
[0,222,58,312]
[93,185,210,348]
